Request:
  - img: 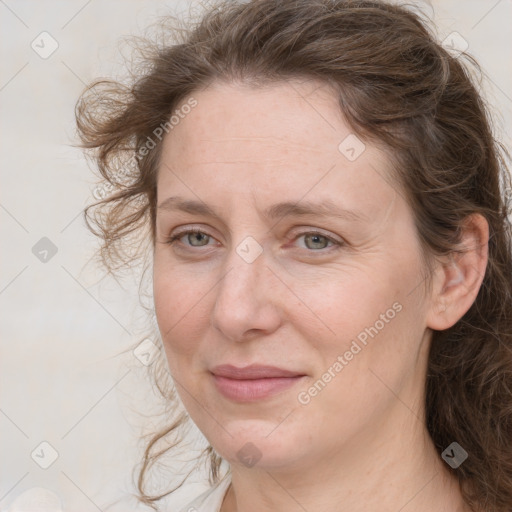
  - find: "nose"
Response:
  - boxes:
[211,241,282,342]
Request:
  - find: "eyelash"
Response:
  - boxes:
[164,228,343,252]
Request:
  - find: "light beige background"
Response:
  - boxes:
[1,1,511,511]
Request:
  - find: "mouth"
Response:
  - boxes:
[210,364,307,402]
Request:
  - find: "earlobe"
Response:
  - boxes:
[426,214,489,331]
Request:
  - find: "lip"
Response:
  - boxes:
[211,364,304,379]
[210,364,307,402]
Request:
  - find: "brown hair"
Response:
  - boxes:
[75,0,512,510]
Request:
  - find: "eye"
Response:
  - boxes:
[295,231,339,250]
[165,228,343,252]
[165,229,215,248]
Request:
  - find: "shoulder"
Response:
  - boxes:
[179,473,232,512]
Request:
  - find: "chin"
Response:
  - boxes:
[204,418,310,470]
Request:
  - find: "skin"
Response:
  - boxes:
[152,79,488,512]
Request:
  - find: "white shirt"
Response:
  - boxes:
[180,474,232,512]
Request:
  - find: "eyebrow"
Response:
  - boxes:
[157,196,368,223]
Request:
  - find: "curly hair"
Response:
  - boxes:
[75,0,512,510]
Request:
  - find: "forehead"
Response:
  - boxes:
[164,79,347,160]
[157,79,400,216]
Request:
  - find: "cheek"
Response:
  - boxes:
[295,270,396,342]
[153,263,206,364]
[153,265,175,338]
[297,257,422,374]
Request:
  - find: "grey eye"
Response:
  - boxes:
[299,233,333,250]
[185,231,211,246]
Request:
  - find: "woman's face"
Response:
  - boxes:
[153,79,434,471]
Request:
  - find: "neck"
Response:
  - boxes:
[221,399,469,512]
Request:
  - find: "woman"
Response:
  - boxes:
[75,0,512,511]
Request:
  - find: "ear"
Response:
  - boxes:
[426,213,489,331]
